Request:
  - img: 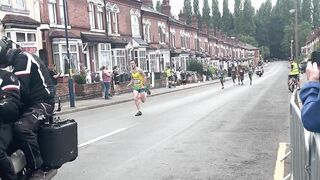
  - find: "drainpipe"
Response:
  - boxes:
[104,0,109,37]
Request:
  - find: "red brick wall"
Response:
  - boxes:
[68,0,90,29]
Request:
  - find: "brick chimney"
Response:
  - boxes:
[162,0,171,16]
[202,24,208,34]
[141,0,153,8]
[191,14,198,29]
[179,10,186,23]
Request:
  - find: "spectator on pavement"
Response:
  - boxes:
[113,66,120,95]
[48,64,61,97]
[99,66,106,98]
[102,66,112,100]
[300,60,320,132]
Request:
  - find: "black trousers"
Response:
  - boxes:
[13,103,54,171]
[0,124,17,180]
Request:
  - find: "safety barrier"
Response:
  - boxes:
[290,90,320,180]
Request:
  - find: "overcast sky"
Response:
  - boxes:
[152,0,277,17]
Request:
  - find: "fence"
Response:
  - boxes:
[290,90,320,180]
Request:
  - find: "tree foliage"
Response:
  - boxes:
[221,0,233,34]
[211,0,221,29]
[313,0,320,27]
[183,0,193,25]
[301,0,312,24]
[155,0,162,12]
[193,0,202,28]
[202,0,211,27]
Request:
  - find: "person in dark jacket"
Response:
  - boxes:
[300,61,320,132]
[0,37,54,179]
[0,69,20,180]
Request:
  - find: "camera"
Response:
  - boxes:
[311,51,320,65]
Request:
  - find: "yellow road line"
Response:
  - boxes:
[274,143,288,180]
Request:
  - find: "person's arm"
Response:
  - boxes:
[0,72,20,123]
[300,62,320,132]
[300,82,320,132]
[12,53,31,97]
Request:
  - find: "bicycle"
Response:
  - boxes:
[289,76,298,92]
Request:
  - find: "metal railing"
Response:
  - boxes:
[290,90,320,180]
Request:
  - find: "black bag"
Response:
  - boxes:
[39,119,78,169]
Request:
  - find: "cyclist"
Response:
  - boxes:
[288,59,301,90]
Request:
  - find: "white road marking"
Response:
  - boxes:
[78,124,138,148]
[273,143,289,180]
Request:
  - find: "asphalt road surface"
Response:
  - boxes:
[55,62,291,180]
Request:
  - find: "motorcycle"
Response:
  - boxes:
[6,99,78,180]
[256,66,264,77]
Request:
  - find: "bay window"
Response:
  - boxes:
[52,43,79,75]
[99,43,112,69]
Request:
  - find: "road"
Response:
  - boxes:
[55,62,291,180]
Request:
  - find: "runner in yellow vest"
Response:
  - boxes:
[288,59,301,90]
[127,60,148,116]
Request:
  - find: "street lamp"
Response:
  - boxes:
[290,40,294,60]
[290,4,299,61]
[63,0,75,107]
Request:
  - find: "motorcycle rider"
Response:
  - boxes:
[288,59,301,90]
[0,69,20,180]
[0,37,54,179]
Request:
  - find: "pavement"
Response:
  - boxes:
[57,77,230,115]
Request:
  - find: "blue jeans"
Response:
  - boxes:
[104,82,110,99]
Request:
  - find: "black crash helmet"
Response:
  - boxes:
[0,36,13,66]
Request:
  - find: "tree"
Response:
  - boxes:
[221,0,233,34]
[242,0,255,36]
[211,0,221,29]
[234,0,243,34]
[193,0,202,28]
[183,0,193,25]
[155,0,162,12]
[237,34,259,47]
[255,0,272,46]
[301,0,312,24]
[260,46,271,59]
[202,0,211,27]
[313,0,320,27]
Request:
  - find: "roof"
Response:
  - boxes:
[306,27,320,44]
[81,32,129,48]
[243,43,259,50]
[49,30,79,39]
[169,17,187,26]
[1,14,40,28]
[133,38,149,47]
[141,4,168,18]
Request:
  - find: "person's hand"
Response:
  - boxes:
[306,61,320,81]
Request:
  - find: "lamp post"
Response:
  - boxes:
[290,1,299,61]
[63,0,75,107]
[290,39,294,60]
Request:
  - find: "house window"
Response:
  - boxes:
[143,22,151,43]
[15,32,36,43]
[149,54,156,72]
[48,0,57,24]
[106,3,119,35]
[99,43,112,69]
[170,32,175,48]
[59,0,65,25]
[96,5,103,30]
[88,3,95,29]
[2,0,11,6]
[131,15,140,37]
[16,0,25,9]
[52,43,79,75]
[158,26,166,43]
[112,49,126,73]
[134,50,147,71]
[16,33,26,42]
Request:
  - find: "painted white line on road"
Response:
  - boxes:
[273,143,288,180]
[78,124,138,148]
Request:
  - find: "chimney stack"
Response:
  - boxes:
[141,0,153,8]
[162,0,171,16]
[179,10,186,23]
[191,15,198,29]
